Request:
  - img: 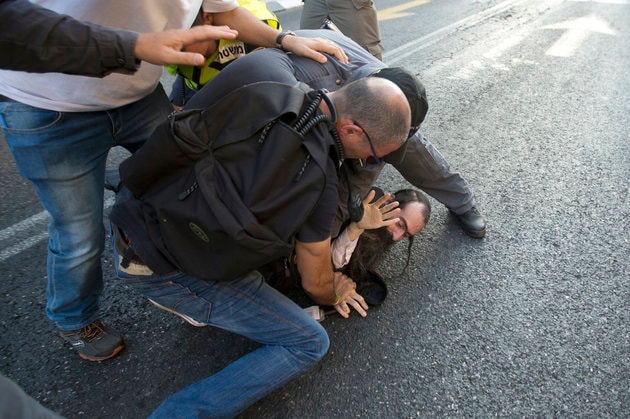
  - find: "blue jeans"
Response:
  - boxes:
[111,237,329,418]
[0,86,172,331]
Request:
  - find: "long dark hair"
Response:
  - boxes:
[342,188,431,281]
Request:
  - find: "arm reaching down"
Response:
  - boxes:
[296,238,368,318]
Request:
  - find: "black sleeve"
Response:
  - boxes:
[0,0,139,77]
[296,156,339,243]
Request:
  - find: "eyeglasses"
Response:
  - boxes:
[398,217,414,239]
[353,120,382,166]
[408,125,419,139]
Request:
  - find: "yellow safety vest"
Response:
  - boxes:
[169,0,281,90]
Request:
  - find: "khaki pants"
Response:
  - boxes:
[300,0,384,60]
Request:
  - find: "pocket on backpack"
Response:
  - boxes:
[146,161,292,282]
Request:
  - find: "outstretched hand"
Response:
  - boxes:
[356,190,401,231]
[134,25,238,66]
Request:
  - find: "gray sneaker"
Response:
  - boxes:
[59,320,125,362]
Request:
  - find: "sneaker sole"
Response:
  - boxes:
[78,343,125,362]
[148,299,208,327]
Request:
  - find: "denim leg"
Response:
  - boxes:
[168,75,198,107]
[112,85,172,152]
[149,273,329,418]
[111,241,329,418]
[0,87,171,330]
[1,104,112,330]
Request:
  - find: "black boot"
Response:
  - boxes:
[452,206,486,238]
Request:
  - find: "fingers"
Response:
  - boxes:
[285,37,349,64]
[381,206,401,222]
[356,192,401,230]
[375,193,400,223]
[373,196,399,219]
[374,192,396,208]
[300,48,330,65]
[174,26,238,66]
[346,292,368,317]
[362,189,376,206]
[135,26,238,67]
[333,271,357,298]
[333,290,368,319]
[184,25,238,43]
[310,39,348,64]
[334,302,351,318]
[165,51,206,67]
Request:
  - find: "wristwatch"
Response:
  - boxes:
[275,31,296,51]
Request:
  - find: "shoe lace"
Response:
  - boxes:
[78,321,106,342]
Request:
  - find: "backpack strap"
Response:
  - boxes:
[199,81,314,149]
[119,81,315,197]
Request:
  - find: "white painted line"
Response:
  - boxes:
[383,0,530,65]
[0,210,49,241]
[0,196,115,263]
[544,15,617,57]
[0,231,49,261]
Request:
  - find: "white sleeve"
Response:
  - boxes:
[202,0,239,13]
[330,228,359,270]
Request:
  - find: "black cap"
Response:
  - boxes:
[370,67,429,138]
[355,270,388,306]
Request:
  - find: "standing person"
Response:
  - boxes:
[110,47,411,416]
[0,0,239,76]
[0,0,348,362]
[301,0,384,60]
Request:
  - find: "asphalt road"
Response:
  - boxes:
[0,0,628,417]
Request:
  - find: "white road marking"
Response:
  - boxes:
[544,15,617,57]
[383,0,531,65]
[0,196,115,262]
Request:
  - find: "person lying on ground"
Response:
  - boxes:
[337,188,431,284]
[269,188,431,315]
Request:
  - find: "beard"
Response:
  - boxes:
[342,227,395,282]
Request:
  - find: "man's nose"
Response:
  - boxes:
[387,226,404,242]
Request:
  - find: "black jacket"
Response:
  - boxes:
[0,0,138,77]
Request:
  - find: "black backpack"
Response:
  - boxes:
[110,81,341,281]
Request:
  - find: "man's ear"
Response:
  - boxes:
[202,12,214,25]
[337,119,362,138]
